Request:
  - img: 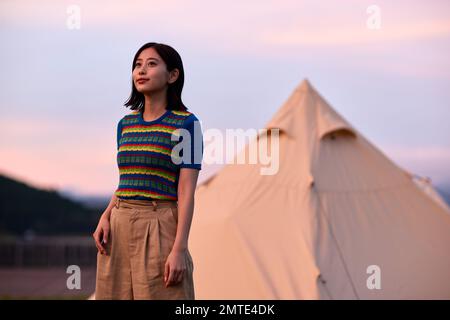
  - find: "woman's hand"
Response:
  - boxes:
[93,214,110,255]
[164,249,187,287]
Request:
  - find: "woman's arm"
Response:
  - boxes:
[92,192,117,255]
[101,193,118,220]
[172,168,200,252]
[164,168,199,286]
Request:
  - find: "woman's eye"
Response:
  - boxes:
[134,62,155,68]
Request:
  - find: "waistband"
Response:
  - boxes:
[115,197,177,211]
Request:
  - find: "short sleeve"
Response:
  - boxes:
[179,114,203,170]
[117,119,123,151]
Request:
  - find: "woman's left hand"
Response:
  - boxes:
[164,249,187,287]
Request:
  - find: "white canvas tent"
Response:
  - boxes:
[189,79,450,299]
[410,173,450,213]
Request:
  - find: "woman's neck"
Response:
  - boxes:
[142,91,167,121]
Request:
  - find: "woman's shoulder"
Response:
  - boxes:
[127,110,141,117]
[169,109,200,124]
[119,109,199,126]
[170,109,196,118]
[119,110,141,123]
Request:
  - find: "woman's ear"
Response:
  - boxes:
[168,68,180,84]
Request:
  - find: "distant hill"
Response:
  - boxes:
[1,172,449,238]
[0,173,102,237]
[57,190,110,210]
[436,184,450,207]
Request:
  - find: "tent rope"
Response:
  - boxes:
[315,189,361,299]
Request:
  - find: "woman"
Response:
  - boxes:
[93,42,203,300]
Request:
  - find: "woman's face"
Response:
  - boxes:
[132,47,177,94]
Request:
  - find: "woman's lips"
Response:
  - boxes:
[137,79,149,84]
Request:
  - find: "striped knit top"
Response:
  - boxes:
[114,108,203,201]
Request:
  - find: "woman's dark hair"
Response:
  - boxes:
[124,42,188,112]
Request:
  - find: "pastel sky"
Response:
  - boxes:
[1,0,449,197]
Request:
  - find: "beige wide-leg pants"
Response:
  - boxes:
[95,198,195,300]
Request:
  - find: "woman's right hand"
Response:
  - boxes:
[93,214,110,255]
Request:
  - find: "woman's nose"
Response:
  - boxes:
[137,65,147,74]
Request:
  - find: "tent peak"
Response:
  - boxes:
[297,78,314,92]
